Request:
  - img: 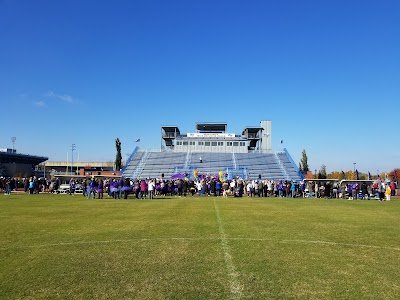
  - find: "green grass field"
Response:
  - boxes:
[0,193,399,299]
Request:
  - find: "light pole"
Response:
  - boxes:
[353,163,356,173]
[70,144,76,175]
[11,137,16,152]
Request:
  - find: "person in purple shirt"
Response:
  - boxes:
[87,178,96,199]
[347,183,355,200]
[110,179,118,199]
[97,179,104,199]
[277,181,284,197]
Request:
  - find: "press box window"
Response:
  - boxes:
[205,142,211,146]
[218,142,224,146]
[211,142,217,146]
[183,141,188,145]
[233,142,239,146]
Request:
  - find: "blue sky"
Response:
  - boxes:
[0,0,399,174]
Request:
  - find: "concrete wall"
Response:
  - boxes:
[0,163,33,177]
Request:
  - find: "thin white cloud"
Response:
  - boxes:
[45,90,75,104]
[34,100,47,108]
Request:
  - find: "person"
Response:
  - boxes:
[183,178,189,197]
[325,182,331,198]
[253,180,259,196]
[222,180,229,197]
[87,177,96,199]
[82,179,88,197]
[122,178,131,199]
[209,179,216,196]
[189,180,196,196]
[215,180,221,197]
[246,181,253,197]
[29,178,35,194]
[379,182,385,201]
[97,179,104,199]
[140,179,147,199]
[267,180,273,197]
[117,179,123,199]
[361,182,369,200]
[236,178,244,197]
[196,180,204,196]
[258,180,264,197]
[290,181,295,198]
[4,178,11,195]
[351,183,357,200]
[148,179,155,199]
[23,178,29,193]
[277,181,284,198]
[390,182,396,197]
[69,178,76,196]
[385,184,391,201]
[110,179,118,199]
[314,182,319,198]
[177,179,183,197]
[332,182,338,198]
[230,179,236,196]
[285,181,291,197]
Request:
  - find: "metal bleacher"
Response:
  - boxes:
[277,151,303,181]
[122,148,303,181]
[235,152,285,180]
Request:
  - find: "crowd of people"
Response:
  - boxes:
[66,177,306,199]
[64,176,399,201]
[305,180,396,201]
[1,175,397,202]
[0,176,49,195]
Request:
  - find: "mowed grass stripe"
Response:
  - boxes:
[1,236,400,252]
[213,198,243,299]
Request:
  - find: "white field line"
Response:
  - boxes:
[1,237,399,252]
[213,199,243,299]
[0,237,201,250]
[225,238,400,251]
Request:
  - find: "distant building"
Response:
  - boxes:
[0,150,47,177]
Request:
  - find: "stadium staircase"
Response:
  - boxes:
[275,152,290,181]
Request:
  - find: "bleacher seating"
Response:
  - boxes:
[122,149,303,181]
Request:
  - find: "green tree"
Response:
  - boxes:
[299,149,309,175]
[318,164,327,179]
[115,138,122,170]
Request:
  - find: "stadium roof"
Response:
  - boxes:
[161,126,181,134]
[242,127,263,136]
[0,152,48,165]
[196,122,227,133]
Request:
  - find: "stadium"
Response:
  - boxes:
[0,148,47,178]
[122,120,304,182]
[1,121,399,300]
